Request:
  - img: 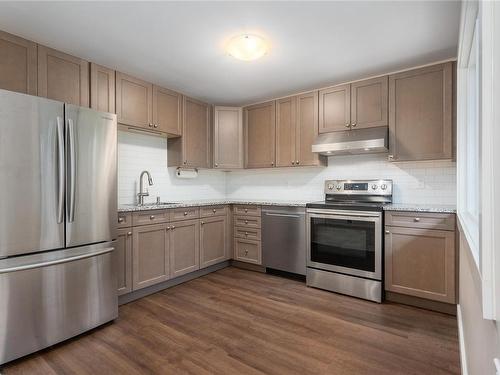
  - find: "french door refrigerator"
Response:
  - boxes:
[0,89,118,365]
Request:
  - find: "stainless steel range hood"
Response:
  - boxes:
[312,127,388,156]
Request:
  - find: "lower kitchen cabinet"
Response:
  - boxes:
[169,219,200,278]
[132,224,170,290]
[200,216,227,269]
[115,228,133,295]
[385,225,456,304]
[234,238,262,265]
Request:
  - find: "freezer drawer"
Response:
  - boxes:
[0,242,118,365]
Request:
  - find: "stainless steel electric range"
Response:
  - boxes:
[305,179,393,303]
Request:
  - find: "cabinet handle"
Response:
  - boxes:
[215,163,218,167]
[245,220,248,224]
[351,122,357,127]
[148,123,153,128]
[183,211,188,216]
[118,217,124,223]
[388,155,394,160]
[244,208,248,213]
[167,226,171,230]
[171,226,175,229]
[385,230,390,234]
[271,162,274,166]
[127,231,132,236]
[201,221,204,225]
[414,218,420,222]
[154,124,158,128]
[150,215,155,220]
[296,160,299,165]
[345,123,350,128]
[212,209,216,213]
[291,161,295,165]
[183,160,187,165]
[245,232,248,236]
[244,249,249,255]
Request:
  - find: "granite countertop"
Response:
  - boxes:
[383,203,456,214]
[118,199,309,212]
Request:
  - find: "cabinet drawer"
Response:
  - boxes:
[132,210,170,226]
[234,215,261,229]
[117,213,132,228]
[234,238,261,265]
[234,227,261,241]
[171,207,199,221]
[200,205,228,218]
[233,205,261,217]
[385,211,455,231]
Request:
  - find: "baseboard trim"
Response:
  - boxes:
[118,261,230,305]
[457,304,469,375]
[385,291,457,315]
[230,260,266,273]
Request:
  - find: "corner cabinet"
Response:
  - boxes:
[37,45,89,107]
[244,101,276,168]
[384,211,456,304]
[90,63,115,113]
[388,62,453,161]
[213,106,243,169]
[0,30,37,95]
[168,96,211,168]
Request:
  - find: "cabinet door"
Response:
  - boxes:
[244,101,276,168]
[132,224,169,290]
[170,219,200,278]
[351,76,388,129]
[388,63,453,161]
[38,45,89,106]
[385,226,456,303]
[0,30,37,95]
[318,84,350,133]
[115,228,133,295]
[90,63,115,113]
[153,85,182,136]
[276,96,296,167]
[296,91,323,166]
[116,71,153,129]
[200,216,227,268]
[182,96,211,168]
[213,106,243,169]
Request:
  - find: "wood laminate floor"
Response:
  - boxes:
[3,267,460,375]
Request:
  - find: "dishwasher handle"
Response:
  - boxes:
[264,212,302,218]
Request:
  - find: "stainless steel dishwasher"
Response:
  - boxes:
[262,206,306,276]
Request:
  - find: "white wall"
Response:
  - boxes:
[118,131,226,205]
[226,154,456,204]
[118,132,456,206]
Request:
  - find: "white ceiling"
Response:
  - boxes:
[0,1,460,106]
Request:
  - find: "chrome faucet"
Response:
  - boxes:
[137,170,153,206]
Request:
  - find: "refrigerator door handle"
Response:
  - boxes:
[0,246,114,274]
[56,117,65,224]
[67,118,76,223]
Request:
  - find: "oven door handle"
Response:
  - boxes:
[307,213,381,222]
[306,209,381,218]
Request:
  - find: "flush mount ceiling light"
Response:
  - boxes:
[226,34,269,61]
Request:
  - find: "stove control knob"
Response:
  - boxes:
[371,184,378,190]
[327,183,334,190]
[381,184,387,190]
[336,185,342,191]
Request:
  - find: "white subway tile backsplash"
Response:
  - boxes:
[118,132,456,206]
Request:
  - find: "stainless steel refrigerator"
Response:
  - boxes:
[0,89,118,365]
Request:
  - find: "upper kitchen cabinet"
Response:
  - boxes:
[244,101,276,168]
[351,76,388,129]
[168,96,210,168]
[319,84,350,133]
[116,71,153,129]
[0,30,37,95]
[153,85,182,136]
[38,45,89,107]
[296,91,325,166]
[276,92,325,167]
[90,63,115,113]
[276,96,296,167]
[388,62,453,161]
[213,106,243,169]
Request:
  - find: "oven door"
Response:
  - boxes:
[306,209,382,280]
